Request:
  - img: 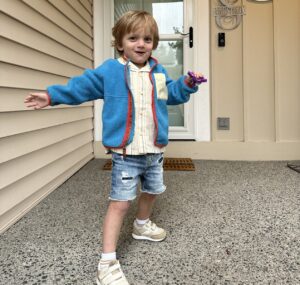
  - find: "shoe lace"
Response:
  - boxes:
[147,221,157,231]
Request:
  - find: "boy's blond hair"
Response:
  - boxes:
[112,10,159,54]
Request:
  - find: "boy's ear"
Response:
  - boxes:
[117,45,124,51]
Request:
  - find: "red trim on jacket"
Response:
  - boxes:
[120,91,133,148]
[118,63,133,149]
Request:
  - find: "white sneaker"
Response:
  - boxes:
[96,260,130,285]
[132,220,166,242]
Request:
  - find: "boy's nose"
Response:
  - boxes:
[137,39,145,47]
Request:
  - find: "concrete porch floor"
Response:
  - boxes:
[0,159,299,284]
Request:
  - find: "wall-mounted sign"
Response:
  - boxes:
[214,0,246,30]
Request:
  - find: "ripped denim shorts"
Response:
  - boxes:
[109,152,166,201]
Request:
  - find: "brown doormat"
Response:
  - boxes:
[102,157,195,171]
[163,158,195,171]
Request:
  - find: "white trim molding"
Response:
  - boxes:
[193,0,211,141]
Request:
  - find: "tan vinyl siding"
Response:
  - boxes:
[48,0,93,36]
[1,13,92,68]
[2,0,93,58]
[0,38,85,77]
[23,0,93,46]
[80,0,93,15]
[1,148,93,232]
[0,0,94,233]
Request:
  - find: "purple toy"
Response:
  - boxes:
[187,71,207,85]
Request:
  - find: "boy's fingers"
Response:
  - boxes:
[24,97,32,103]
[26,104,35,108]
[25,102,38,108]
[24,94,37,101]
[25,94,45,102]
[27,93,40,100]
[195,72,203,78]
[25,93,47,109]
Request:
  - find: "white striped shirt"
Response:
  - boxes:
[113,58,165,155]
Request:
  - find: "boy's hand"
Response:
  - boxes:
[187,71,207,86]
[24,92,50,109]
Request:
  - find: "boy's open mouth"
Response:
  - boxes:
[135,51,146,55]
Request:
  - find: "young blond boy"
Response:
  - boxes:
[25,10,204,285]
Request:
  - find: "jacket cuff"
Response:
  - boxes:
[184,76,195,88]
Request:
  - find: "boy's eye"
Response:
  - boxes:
[128,36,137,41]
[144,37,153,43]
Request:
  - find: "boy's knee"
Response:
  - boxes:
[141,192,157,201]
[109,200,130,214]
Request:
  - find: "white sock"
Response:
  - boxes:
[99,252,117,267]
[101,252,116,261]
[135,218,149,225]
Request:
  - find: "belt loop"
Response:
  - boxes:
[122,148,127,157]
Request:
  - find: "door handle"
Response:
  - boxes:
[189,27,193,48]
[179,27,193,48]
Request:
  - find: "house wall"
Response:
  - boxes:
[211,0,300,144]
[0,0,94,234]
[206,0,300,160]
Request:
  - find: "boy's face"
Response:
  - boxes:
[119,28,154,68]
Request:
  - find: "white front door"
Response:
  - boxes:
[93,0,210,142]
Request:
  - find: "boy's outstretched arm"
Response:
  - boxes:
[24,92,50,109]
[165,72,206,105]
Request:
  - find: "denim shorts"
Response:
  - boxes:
[109,152,166,201]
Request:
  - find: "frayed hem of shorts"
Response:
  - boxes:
[108,196,136,202]
[140,187,166,195]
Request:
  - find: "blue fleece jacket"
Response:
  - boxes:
[47,57,198,150]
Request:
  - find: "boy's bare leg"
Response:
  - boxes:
[102,200,130,253]
[136,192,157,220]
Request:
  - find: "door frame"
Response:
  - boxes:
[93,0,210,142]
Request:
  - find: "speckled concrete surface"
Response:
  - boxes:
[1,159,299,285]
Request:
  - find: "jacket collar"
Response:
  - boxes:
[119,55,158,69]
